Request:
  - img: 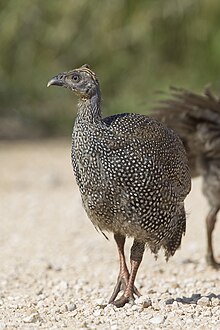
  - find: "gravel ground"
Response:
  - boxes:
[1,139,220,329]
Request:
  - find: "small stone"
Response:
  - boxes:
[166,298,175,305]
[197,297,210,307]
[71,310,78,317]
[203,309,212,317]
[125,309,133,316]
[152,302,160,311]
[185,318,193,324]
[53,281,68,294]
[98,303,108,309]
[46,263,62,271]
[36,300,45,308]
[171,282,180,289]
[131,304,139,311]
[142,299,152,308]
[59,281,68,290]
[172,301,180,308]
[192,293,201,301]
[176,309,186,316]
[160,292,172,300]
[0,323,6,330]
[147,289,156,294]
[60,304,68,313]
[211,297,220,307]
[23,312,43,323]
[67,303,77,312]
[111,325,118,330]
[95,298,104,305]
[93,309,101,316]
[50,307,60,314]
[150,316,165,324]
[136,296,152,307]
[37,293,46,301]
[36,288,43,295]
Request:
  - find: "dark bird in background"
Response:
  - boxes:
[153,87,220,269]
[47,65,191,307]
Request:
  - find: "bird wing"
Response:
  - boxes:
[102,113,190,199]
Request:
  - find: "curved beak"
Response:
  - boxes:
[47,73,65,87]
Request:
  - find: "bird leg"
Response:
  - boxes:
[206,206,220,268]
[109,234,130,303]
[111,239,145,308]
[109,235,141,304]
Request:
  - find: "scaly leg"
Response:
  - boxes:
[109,234,141,303]
[206,206,219,268]
[112,239,145,308]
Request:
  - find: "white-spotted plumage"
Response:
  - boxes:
[48,66,191,307]
[71,87,191,259]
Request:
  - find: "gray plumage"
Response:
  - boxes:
[152,87,220,268]
[47,66,191,307]
[72,111,190,257]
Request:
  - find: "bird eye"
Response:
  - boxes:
[72,74,80,82]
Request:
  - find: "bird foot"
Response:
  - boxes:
[206,255,220,269]
[109,276,141,305]
[112,294,133,308]
[109,277,128,303]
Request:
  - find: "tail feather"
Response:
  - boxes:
[152,87,220,177]
[163,206,186,261]
[154,87,220,128]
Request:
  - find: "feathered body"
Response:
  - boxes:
[72,105,190,258]
[153,87,220,267]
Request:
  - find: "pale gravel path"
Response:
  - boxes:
[1,140,220,329]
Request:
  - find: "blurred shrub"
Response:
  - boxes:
[1,0,220,137]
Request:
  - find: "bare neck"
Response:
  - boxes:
[77,92,102,124]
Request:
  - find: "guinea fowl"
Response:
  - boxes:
[47,65,191,307]
[153,87,220,269]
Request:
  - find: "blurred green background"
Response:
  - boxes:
[1,0,220,139]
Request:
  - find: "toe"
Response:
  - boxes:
[112,295,131,308]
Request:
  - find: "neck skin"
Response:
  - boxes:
[77,91,102,124]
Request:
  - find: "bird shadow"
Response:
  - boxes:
[166,293,220,305]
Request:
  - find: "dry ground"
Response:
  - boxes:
[1,140,220,329]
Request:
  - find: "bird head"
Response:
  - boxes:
[47,64,100,99]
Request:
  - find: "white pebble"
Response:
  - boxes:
[23,312,42,323]
[211,298,220,307]
[110,325,118,330]
[93,309,101,316]
[67,303,77,312]
[0,323,6,330]
[150,315,165,324]
[36,300,45,308]
[197,297,210,307]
